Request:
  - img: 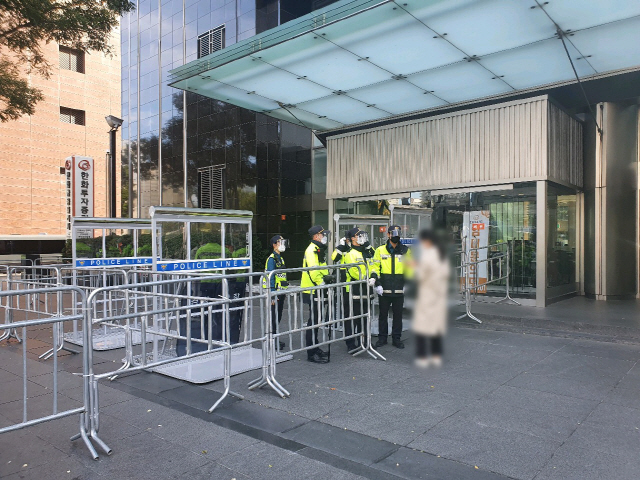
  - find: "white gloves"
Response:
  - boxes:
[368,278,376,287]
[375,286,383,296]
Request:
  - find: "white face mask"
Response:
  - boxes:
[320,236,328,245]
[277,244,286,253]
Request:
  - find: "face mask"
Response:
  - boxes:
[277,244,286,253]
[391,236,401,244]
[320,236,328,245]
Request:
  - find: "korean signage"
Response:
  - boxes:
[462,210,490,294]
[65,156,94,239]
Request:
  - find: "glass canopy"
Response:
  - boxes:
[169,0,640,132]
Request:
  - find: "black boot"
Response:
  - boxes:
[307,350,329,363]
[375,337,387,348]
[392,338,405,349]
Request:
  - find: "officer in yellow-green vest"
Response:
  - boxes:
[301,225,334,363]
[264,235,289,350]
[332,230,351,342]
[370,225,412,349]
[341,227,376,353]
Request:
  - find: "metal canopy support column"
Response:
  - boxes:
[536,180,548,307]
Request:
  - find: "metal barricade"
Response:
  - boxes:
[0,285,110,460]
[84,278,238,423]
[251,262,385,398]
[457,241,520,323]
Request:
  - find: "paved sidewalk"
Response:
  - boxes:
[1,323,640,480]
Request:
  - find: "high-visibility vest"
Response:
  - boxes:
[343,246,375,298]
[300,242,328,293]
[370,241,412,295]
[262,252,287,290]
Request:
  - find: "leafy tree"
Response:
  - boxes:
[0,0,135,121]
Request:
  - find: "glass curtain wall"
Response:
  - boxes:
[120,0,333,266]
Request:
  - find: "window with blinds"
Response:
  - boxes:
[60,107,86,125]
[197,165,225,209]
[59,46,85,73]
[197,25,225,58]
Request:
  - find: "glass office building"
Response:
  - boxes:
[120,0,337,261]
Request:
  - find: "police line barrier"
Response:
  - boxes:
[0,284,111,460]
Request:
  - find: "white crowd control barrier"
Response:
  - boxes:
[333,213,397,337]
[0,284,111,460]
[251,262,385,398]
[456,240,520,323]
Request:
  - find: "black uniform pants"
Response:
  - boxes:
[303,293,327,357]
[378,294,404,341]
[270,295,285,335]
[345,295,369,349]
[176,281,222,356]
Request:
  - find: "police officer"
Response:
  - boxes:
[332,230,351,333]
[301,225,333,363]
[370,225,411,349]
[342,227,375,353]
[264,235,289,350]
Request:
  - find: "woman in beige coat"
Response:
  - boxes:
[412,230,450,368]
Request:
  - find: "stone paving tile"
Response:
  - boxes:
[0,392,81,425]
[533,443,640,480]
[149,413,258,460]
[558,339,640,361]
[1,450,96,480]
[318,397,449,446]
[480,385,599,423]
[584,401,640,429]
[524,351,635,382]
[280,421,398,466]
[600,381,640,410]
[483,332,574,352]
[0,427,68,477]
[77,431,210,480]
[377,446,512,480]
[562,420,640,458]
[409,417,561,480]
[448,401,579,442]
[0,378,49,405]
[213,400,309,434]
[178,460,250,480]
[506,372,615,401]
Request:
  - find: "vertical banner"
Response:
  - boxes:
[66,156,94,239]
[463,210,490,294]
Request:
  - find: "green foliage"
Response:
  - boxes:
[0,0,135,121]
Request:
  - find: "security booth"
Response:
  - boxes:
[144,206,292,383]
[389,205,433,246]
[333,213,389,248]
[66,217,155,350]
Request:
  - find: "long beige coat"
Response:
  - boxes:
[412,246,450,336]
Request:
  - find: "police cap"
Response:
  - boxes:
[388,225,401,233]
[270,235,283,246]
[347,227,362,239]
[308,225,324,237]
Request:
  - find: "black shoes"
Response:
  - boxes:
[375,338,387,348]
[392,338,405,349]
[278,341,285,350]
[307,351,329,363]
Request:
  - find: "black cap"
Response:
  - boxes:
[388,225,401,233]
[270,235,283,246]
[347,227,362,239]
[308,225,324,237]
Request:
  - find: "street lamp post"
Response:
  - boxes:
[105,115,123,218]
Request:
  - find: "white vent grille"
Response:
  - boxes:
[197,26,225,59]
[198,165,225,209]
[60,107,85,125]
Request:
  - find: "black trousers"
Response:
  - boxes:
[345,295,369,349]
[176,282,222,356]
[303,293,327,357]
[378,295,404,340]
[416,335,443,358]
[270,296,285,335]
